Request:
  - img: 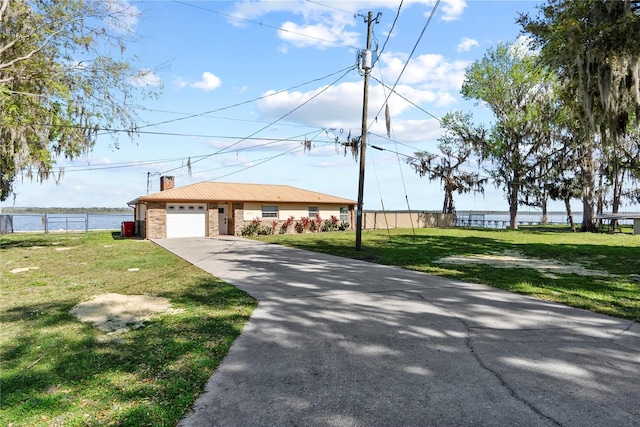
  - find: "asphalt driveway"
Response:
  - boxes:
[153,236,640,427]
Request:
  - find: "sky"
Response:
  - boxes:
[5,0,558,212]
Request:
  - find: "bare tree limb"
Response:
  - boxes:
[0,0,8,22]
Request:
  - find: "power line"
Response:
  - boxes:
[374,0,403,67]
[130,64,358,133]
[207,130,326,181]
[172,0,359,50]
[370,143,492,180]
[139,108,317,129]
[368,132,434,153]
[161,64,358,175]
[369,0,441,131]
[173,146,299,178]
[41,130,326,173]
[370,75,441,122]
[305,0,357,16]
[18,64,358,136]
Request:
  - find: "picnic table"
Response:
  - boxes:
[595,213,640,234]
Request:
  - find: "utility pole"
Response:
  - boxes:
[147,172,160,194]
[355,11,377,251]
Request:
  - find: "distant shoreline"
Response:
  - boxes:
[0,207,132,215]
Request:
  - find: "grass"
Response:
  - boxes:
[254,227,640,322]
[1,231,256,427]
[2,227,638,425]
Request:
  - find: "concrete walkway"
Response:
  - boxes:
[153,237,640,427]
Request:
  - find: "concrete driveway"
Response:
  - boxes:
[153,237,640,427]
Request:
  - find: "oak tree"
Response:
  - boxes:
[0,0,155,201]
[519,0,640,230]
[461,41,558,229]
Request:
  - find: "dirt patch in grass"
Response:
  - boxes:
[10,266,39,274]
[70,293,184,333]
[435,250,612,278]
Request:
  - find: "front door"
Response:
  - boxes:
[218,205,228,235]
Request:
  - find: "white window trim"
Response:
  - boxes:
[262,205,278,218]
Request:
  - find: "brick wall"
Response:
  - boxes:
[208,203,218,236]
[146,202,167,239]
[232,203,243,236]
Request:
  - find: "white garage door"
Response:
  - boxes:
[166,204,206,238]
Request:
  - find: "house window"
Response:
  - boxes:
[340,207,349,223]
[308,206,319,218]
[262,205,278,218]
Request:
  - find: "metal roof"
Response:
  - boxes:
[133,182,356,205]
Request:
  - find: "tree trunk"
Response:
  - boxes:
[610,169,625,230]
[443,188,454,214]
[596,173,604,228]
[564,195,575,232]
[541,188,548,225]
[509,181,519,230]
[581,145,597,232]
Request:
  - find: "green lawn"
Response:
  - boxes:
[0,232,256,427]
[2,227,638,425]
[254,227,640,322]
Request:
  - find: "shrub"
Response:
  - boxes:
[322,215,340,232]
[241,217,263,236]
[296,217,311,233]
[322,219,336,232]
[258,226,272,235]
[314,215,323,231]
[241,223,259,236]
[271,219,279,235]
[280,216,295,234]
[338,221,350,231]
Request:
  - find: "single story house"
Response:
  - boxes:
[128,177,356,239]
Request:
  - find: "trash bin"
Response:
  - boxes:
[121,221,135,237]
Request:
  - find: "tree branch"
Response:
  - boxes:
[0,28,65,72]
[0,0,8,22]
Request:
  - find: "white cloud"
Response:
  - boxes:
[257,82,364,129]
[279,21,359,49]
[227,1,360,49]
[191,72,222,91]
[510,35,538,57]
[255,80,448,145]
[380,52,469,92]
[129,69,162,87]
[225,1,468,51]
[457,37,479,52]
[439,0,467,21]
[174,72,222,91]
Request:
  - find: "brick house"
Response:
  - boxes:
[128,177,356,239]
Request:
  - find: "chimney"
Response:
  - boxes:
[160,176,175,191]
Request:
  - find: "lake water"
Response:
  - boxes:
[2,214,133,233]
[1,211,634,233]
[455,211,635,228]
